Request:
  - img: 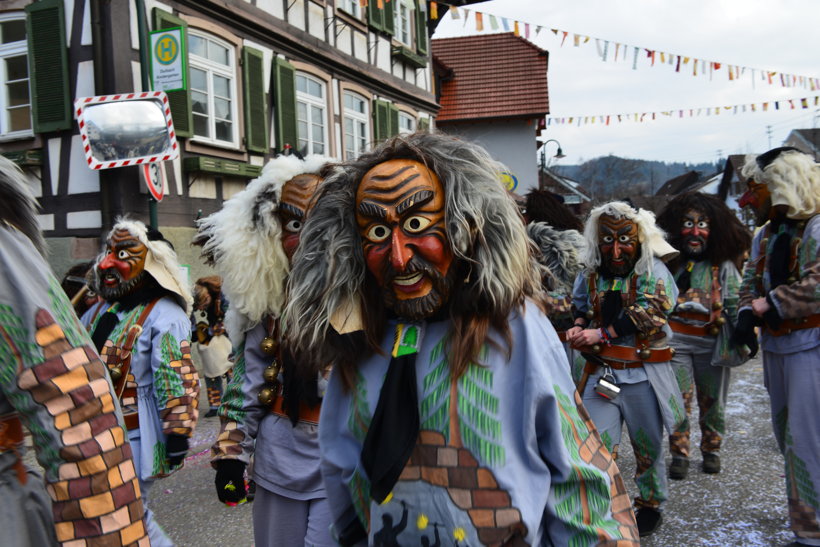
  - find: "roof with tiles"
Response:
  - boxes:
[431,32,549,123]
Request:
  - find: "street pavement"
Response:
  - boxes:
[24,354,794,546]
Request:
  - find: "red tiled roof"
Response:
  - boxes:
[431,33,549,123]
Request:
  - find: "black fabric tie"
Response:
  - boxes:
[768,231,792,289]
[91,311,119,353]
[676,261,695,294]
[360,323,423,504]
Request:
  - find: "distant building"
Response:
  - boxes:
[537,166,591,216]
[783,128,820,160]
[431,32,549,195]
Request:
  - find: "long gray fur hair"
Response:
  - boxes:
[285,132,545,382]
[0,155,46,256]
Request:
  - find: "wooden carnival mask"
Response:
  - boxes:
[355,159,454,320]
[279,173,322,263]
[680,208,710,257]
[598,214,640,277]
[96,228,148,300]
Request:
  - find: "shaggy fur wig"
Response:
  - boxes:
[194,154,329,336]
[285,132,546,387]
[656,191,752,270]
[526,222,585,294]
[0,155,45,256]
[92,218,193,313]
[581,201,678,276]
[525,189,583,232]
[741,148,820,219]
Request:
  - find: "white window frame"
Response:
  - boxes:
[398,111,415,134]
[188,29,239,148]
[393,0,414,47]
[0,13,32,140]
[296,72,328,156]
[337,0,361,19]
[343,91,369,160]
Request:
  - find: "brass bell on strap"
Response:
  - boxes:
[259,337,278,355]
[715,316,727,326]
[110,366,122,382]
[263,361,281,384]
[258,386,275,406]
[638,348,652,360]
[591,344,601,354]
[708,326,720,336]
[669,347,676,358]
[712,301,723,311]
[586,310,595,320]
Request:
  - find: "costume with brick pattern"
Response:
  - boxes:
[286,133,639,546]
[736,147,820,546]
[0,155,148,546]
[84,218,198,546]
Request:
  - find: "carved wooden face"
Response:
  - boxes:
[738,178,772,227]
[355,159,454,320]
[279,173,321,263]
[97,228,148,300]
[598,214,639,276]
[680,208,710,257]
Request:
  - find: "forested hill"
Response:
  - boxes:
[553,155,720,199]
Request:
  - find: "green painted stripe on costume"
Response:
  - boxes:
[392,323,421,357]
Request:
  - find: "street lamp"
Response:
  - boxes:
[538,138,566,170]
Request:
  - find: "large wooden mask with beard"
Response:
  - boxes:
[96,228,148,301]
[355,159,455,321]
[598,214,640,277]
[680,208,710,258]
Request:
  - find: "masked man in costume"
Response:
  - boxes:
[0,156,149,545]
[656,192,752,480]
[200,154,336,546]
[285,133,639,546]
[191,276,232,417]
[567,201,685,537]
[524,189,587,381]
[84,218,199,546]
[734,147,820,547]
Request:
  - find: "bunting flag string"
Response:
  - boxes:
[431,1,820,92]
[545,95,820,127]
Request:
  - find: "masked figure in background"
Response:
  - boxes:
[523,189,586,381]
[567,201,685,537]
[734,147,820,547]
[199,154,335,546]
[285,133,639,546]
[84,219,199,546]
[0,156,149,545]
[656,192,752,480]
[191,276,232,417]
[60,260,102,318]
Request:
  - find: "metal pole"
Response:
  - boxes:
[135,0,159,229]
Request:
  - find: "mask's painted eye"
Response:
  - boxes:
[285,219,303,232]
[601,235,614,244]
[697,221,709,229]
[618,235,633,243]
[366,224,390,242]
[683,220,694,228]
[117,249,129,259]
[403,215,431,233]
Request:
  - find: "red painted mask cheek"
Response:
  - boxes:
[412,234,452,276]
[364,244,390,286]
[282,233,300,262]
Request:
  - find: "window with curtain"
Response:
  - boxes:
[296,72,328,156]
[189,30,238,147]
[343,91,369,160]
[0,14,31,138]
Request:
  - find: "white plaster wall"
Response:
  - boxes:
[257,0,285,20]
[353,31,367,62]
[337,26,352,56]
[64,0,74,45]
[81,0,92,45]
[48,138,61,195]
[439,120,540,195]
[375,35,390,72]
[75,61,95,98]
[68,135,100,194]
[307,2,325,41]
[188,174,218,199]
[222,178,246,200]
[67,210,102,229]
[37,214,55,232]
[131,61,143,93]
[25,168,42,198]
[288,0,306,31]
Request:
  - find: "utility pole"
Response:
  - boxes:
[766,125,773,149]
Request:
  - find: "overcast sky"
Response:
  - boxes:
[432,0,820,166]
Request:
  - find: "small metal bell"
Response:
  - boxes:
[258,386,275,406]
[110,366,122,382]
[591,344,601,354]
[715,316,726,326]
[669,347,676,357]
[259,337,278,355]
[708,326,720,336]
[787,276,797,284]
[263,361,280,384]
[712,301,723,311]
[638,348,652,360]
[586,310,595,320]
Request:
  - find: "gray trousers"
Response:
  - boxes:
[129,432,174,547]
[764,345,820,545]
[583,379,668,509]
[253,483,335,547]
[0,452,56,547]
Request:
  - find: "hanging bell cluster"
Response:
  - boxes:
[109,365,123,382]
[257,336,282,406]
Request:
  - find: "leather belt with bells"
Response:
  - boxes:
[257,317,282,408]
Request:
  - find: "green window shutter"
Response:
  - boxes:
[272,57,297,151]
[25,0,71,133]
[414,0,428,55]
[418,117,429,132]
[242,46,268,153]
[152,8,193,137]
[388,103,399,137]
[372,99,389,142]
[367,1,384,32]
[383,0,395,36]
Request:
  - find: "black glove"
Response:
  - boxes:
[731,310,759,358]
[214,459,247,505]
[165,433,189,467]
[763,294,784,331]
